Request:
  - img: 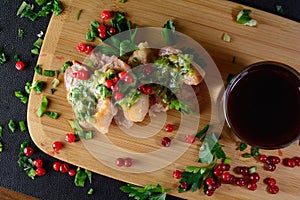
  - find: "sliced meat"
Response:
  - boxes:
[183,62,205,85]
[149,103,167,117]
[123,94,149,122]
[159,46,182,56]
[128,42,157,66]
[114,108,134,129]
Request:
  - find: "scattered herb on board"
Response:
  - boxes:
[34,64,43,75]
[17,141,36,179]
[76,9,82,20]
[0,47,7,65]
[74,167,92,187]
[239,142,247,151]
[242,153,251,158]
[251,147,260,157]
[196,124,209,139]
[275,5,284,15]
[45,111,59,119]
[0,142,2,152]
[222,32,231,42]
[236,9,257,26]
[162,19,177,45]
[120,0,127,3]
[8,119,16,133]
[18,29,25,38]
[62,61,72,73]
[31,80,45,94]
[36,96,48,117]
[120,184,170,200]
[15,90,29,104]
[0,125,2,137]
[44,69,55,77]
[19,121,27,132]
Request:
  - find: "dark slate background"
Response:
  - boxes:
[0,0,299,199]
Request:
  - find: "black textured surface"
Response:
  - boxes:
[0,0,298,200]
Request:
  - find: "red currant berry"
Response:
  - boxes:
[293,157,300,166]
[109,27,117,35]
[124,74,133,84]
[249,172,260,183]
[247,182,257,191]
[24,146,34,156]
[268,185,279,194]
[214,168,223,176]
[118,71,127,80]
[33,158,43,168]
[205,178,215,186]
[185,135,196,144]
[266,163,276,171]
[165,124,174,132]
[235,177,246,187]
[60,163,70,173]
[98,24,107,33]
[15,61,25,71]
[52,141,63,152]
[172,170,182,179]
[76,43,86,52]
[52,161,61,171]
[138,85,152,95]
[85,45,94,54]
[114,91,124,101]
[116,158,124,167]
[111,84,119,92]
[99,31,107,39]
[36,168,46,176]
[222,172,231,182]
[265,178,276,186]
[239,166,249,175]
[161,137,171,147]
[101,10,113,20]
[124,157,133,167]
[284,158,296,168]
[180,182,188,190]
[259,154,267,163]
[104,79,113,89]
[205,189,214,196]
[65,133,76,143]
[267,156,281,164]
[68,169,76,176]
[112,76,119,83]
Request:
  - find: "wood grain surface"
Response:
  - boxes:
[27,0,300,199]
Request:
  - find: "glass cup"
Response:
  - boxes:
[223,61,300,149]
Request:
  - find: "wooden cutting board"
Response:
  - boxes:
[27,0,300,199]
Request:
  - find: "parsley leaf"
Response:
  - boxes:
[195,124,209,139]
[162,19,177,45]
[120,184,170,200]
[236,9,257,26]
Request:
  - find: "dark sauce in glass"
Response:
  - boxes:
[225,62,300,149]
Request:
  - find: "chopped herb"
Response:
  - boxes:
[85,169,92,184]
[242,153,251,158]
[0,47,7,65]
[44,111,59,119]
[196,124,209,139]
[68,120,83,132]
[31,80,45,94]
[8,119,16,133]
[76,9,82,20]
[74,167,88,187]
[18,29,25,38]
[0,126,2,137]
[0,142,2,152]
[86,21,100,42]
[25,82,32,94]
[239,143,247,151]
[44,69,55,77]
[35,0,47,6]
[62,61,72,73]
[178,166,206,193]
[31,48,40,55]
[87,188,94,195]
[226,73,235,84]
[249,166,257,174]
[120,184,170,200]
[76,130,93,140]
[19,121,27,132]
[15,91,29,104]
[36,96,48,117]
[14,54,20,61]
[162,19,177,45]
[223,157,231,165]
[18,141,36,179]
[120,0,127,2]
[275,5,284,15]
[251,147,259,157]
[169,99,192,114]
[236,9,257,26]
[52,78,60,88]
[222,32,231,42]
[33,38,43,49]
[34,64,43,75]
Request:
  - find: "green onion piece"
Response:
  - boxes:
[33,38,43,49]
[251,147,259,157]
[196,124,209,139]
[275,5,284,15]
[35,0,47,6]
[236,9,257,26]
[31,80,45,94]
[76,9,82,20]
[249,166,257,174]
[25,82,32,94]
[14,54,20,61]
[242,153,251,158]
[31,48,40,55]
[15,91,28,104]
[239,143,247,151]
[44,70,55,77]
[17,1,28,16]
[0,142,3,152]
[52,78,60,88]
[36,96,48,117]
[222,32,231,42]
[223,157,232,165]
[0,47,7,65]
[87,188,94,195]
[8,119,16,133]
[44,111,59,119]
[62,61,72,73]
[18,29,24,38]
[0,125,3,137]
[34,65,43,75]
[76,130,93,140]
[19,121,27,132]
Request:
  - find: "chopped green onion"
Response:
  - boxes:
[87,188,94,195]
[33,38,43,49]
[18,29,24,38]
[52,78,60,88]
[35,0,47,6]
[239,143,247,151]
[62,61,72,73]
[36,96,48,117]
[236,9,257,26]
[44,70,55,77]
[14,54,20,61]
[45,111,59,119]
[0,142,2,152]
[31,48,40,55]
[222,32,231,42]
[242,153,251,158]
[76,9,82,20]
[120,0,127,2]
[31,80,45,94]
[251,147,260,157]
[275,5,284,15]
[0,125,3,137]
[25,82,32,94]
[19,121,27,132]
[8,119,16,133]
[15,91,29,104]
[249,166,257,174]
[223,157,232,165]
[34,65,43,75]
[196,124,209,139]
[0,47,7,65]
[17,1,28,16]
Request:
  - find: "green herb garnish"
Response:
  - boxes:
[34,64,43,75]
[44,69,55,77]
[0,125,2,137]
[35,0,47,6]
[18,141,36,179]
[251,147,259,157]
[74,167,92,187]
[36,96,48,117]
[87,188,94,195]
[76,9,82,20]
[0,47,7,65]
[33,37,43,49]
[0,142,2,152]
[18,29,25,38]
[242,153,252,158]
[8,119,16,133]
[31,80,45,94]
[15,91,29,104]
[275,5,284,15]
[236,9,257,26]
[196,124,209,139]
[162,19,176,45]
[62,61,72,73]
[19,121,27,132]
[239,143,247,151]
[45,111,59,119]
[120,184,170,200]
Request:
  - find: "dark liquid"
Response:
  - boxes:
[226,63,300,149]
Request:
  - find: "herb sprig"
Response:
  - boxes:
[120,184,170,200]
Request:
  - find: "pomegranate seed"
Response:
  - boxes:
[52,141,63,152]
[98,24,107,33]
[185,135,196,144]
[266,163,276,171]
[84,45,94,54]
[101,10,113,20]
[214,168,223,176]
[23,146,34,156]
[104,79,113,89]
[76,43,86,52]
[268,185,279,194]
[124,74,133,84]
[259,154,267,163]
[15,61,25,71]
[65,133,76,143]
[109,27,117,35]
[265,178,276,186]
[114,91,124,101]
[173,170,182,179]
[118,71,127,80]
[293,157,300,166]
[165,124,174,132]
[235,177,246,187]
[116,158,124,167]
[249,172,260,183]
[239,166,249,175]
[68,169,76,176]
[143,64,153,75]
[53,161,61,171]
[267,156,281,164]
[124,158,133,167]
[35,168,46,176]
[247,182,257,191]
[284,158,296,168]
[161,137,171,147]
[33,158,43,168]
[180,182,188,189]
[60,163,70,173]
[205,189,214,196]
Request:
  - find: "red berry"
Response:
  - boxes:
[205,189,214,196]
[118,71,127,80]
[112,76,119,83]
[205,178,215,186]
[76,43,86,52]
[68,169,76,176]
[73,69,89,80]
[98,24,107,33]
[104,79,113,89]
[222,172,231,182]
[161,137,171,147]
[267,156,281,164]
[52,141,63,152]
[114,91,124,101]
[293,157,300,166]
[53,161,61,171]
[143,64,153,75]
[247,182,257,191]
[259,154,267,163]
[24,146,34,156]
[116,158,124,167]
[235,177,246,187]
[214,168,223,176]
[101,10,113,20]
[265,178,276,186]
[109,27,117,35]
[266,163,276,171]
[124,74,133,84]
[85,45,94,54]
[268,185,279,194]
[33,158,43,168]
[249,172,260,183]
[284,158,296,168]
[185,135,196,144]
[172,170,182,179]
[165,124,174,132]
[180,182,188,189]
[65,133,76,143]
[99,31,107,39]
[138,85,152,95]
[239,166,249,175]
[124,157,133,167]
[35,168,46,176]
[15,61,25,71]
[60,163,70,173]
